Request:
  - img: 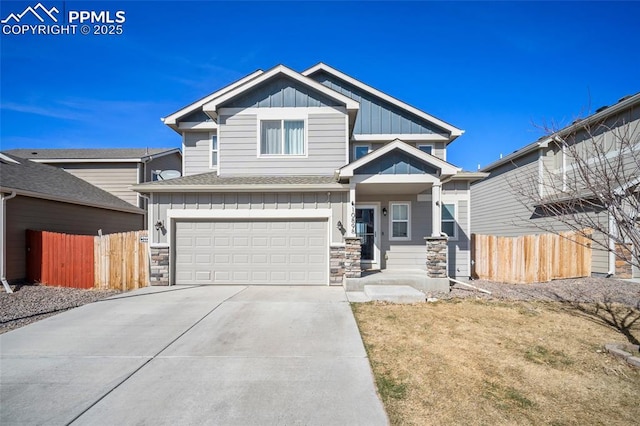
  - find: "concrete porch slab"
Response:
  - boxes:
[346,269,450,293]
[364,285,426,303]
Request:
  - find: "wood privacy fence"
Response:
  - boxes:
[471,231,592,284]
[26,230,149,290]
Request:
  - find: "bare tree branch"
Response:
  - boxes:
[508,108,640,272]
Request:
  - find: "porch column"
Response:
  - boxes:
[347,182,356,237]
[431,183,442,237]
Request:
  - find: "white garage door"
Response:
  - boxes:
[174,219,328,285]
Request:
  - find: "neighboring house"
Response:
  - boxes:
[135,63,485,287]
[471,93,640,278]
[4,148,182,208]
[0,153,144,282]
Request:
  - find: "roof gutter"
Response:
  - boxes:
[0,187,144,215]
[133,183,349,193]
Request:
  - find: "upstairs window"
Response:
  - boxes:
[260,120,305,155]
[354,144,371,161]
[211,135,218,167]
[441,203,457,239]
[417,144,433,155]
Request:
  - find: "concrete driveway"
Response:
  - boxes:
[0,286,388,425]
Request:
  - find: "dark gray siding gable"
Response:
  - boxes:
[309,70,448,136]
[221,76,343,109]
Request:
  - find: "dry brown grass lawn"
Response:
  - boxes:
[352,299,640,425]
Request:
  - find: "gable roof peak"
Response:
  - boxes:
[302,63,464,141]
[201,64,360,117]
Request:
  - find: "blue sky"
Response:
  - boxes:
[1,1,638,170]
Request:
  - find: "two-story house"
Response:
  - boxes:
[135,63,485,288]
[471,93,640,279]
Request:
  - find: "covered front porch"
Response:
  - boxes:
[337,140,458,292]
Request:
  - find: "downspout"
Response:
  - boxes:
[608,212,616,277]
[440,233,491,294]
[1,191,17,293]
[138,192,153,287]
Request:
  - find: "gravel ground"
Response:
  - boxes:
[438,277,640,309]
[0,283,120,334]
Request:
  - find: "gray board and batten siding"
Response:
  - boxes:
[150,191,348,245]
[308,70,448,136]
[355,150,439,175]
[470,150,610,274]
[221,76,344,109]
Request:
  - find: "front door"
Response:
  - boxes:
[356,205,380,269]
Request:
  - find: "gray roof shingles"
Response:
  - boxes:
[4,148,178,160]
[0,154,143,213]
[136,172,339,188]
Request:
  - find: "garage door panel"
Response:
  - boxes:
[175,219,328,285]
[271,237,287,247]
[195,254,211,264]
[252,237,269,247]
[195,271,211,281]
[270,254,287,264]
[252,254,268,264]
[214,236,231,247]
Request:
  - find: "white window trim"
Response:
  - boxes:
[389,201,411,241]
[353,143,372,161]
[441,201,458,241]
[417,143,434,155]
[210,133,218,170]
[256,117,309,158]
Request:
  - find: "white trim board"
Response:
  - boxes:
[351,134,449,142]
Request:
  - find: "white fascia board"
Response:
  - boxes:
[167,208,332,220]
[177,122,219,131]
[163,70,264,125]
[351,133,449,142]
[141,148,182,162]
[0,154,19,164]
[480,138,552,172]
[339,139,460,178]
[29,150,182,164]
[302,63,464,138]
[30,158,143,164]
[0,187,144,215]
[133,183,349,193]
[202,65,360,116]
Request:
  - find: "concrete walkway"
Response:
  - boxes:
[0,286,388,425]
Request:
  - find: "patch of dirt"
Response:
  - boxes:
[0,283,120,334]
[438,277,640,309]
